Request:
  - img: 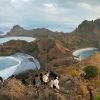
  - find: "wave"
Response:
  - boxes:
[0,53,40,80]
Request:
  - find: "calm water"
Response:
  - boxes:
[73,48,99,60]
[79,49,98,60]
[0,54,40,80]
[0,58,18,70]
[0,36,36,44]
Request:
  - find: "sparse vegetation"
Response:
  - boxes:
[96,95,100,100]
[27,45,38,53]
[68,69,80,77]
[47,55,56,61]
[84,65,98,79]
[93,80,100,87]
[53,64,58,67]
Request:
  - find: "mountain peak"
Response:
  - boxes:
[7,25,55,37]
[12,25,24,30]
[94,18,100,23]
[74,19,100,33]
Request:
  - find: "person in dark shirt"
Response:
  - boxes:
[40,73,43,84]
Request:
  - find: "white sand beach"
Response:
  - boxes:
[72,47,98,61]
[0,53,40,80]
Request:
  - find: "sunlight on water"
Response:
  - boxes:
[0,36,36,44]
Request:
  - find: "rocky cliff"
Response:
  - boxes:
[0,39,74,69]
[6,19,100,50]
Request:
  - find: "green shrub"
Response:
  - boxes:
[96,95,100,100]
[84,65,98,79]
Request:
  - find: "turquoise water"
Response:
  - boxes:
[0,58,18,71]
[74,49,99,60]
[79,49,98,59]
[0,54,40,80]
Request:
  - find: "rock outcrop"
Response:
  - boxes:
[0,39,74,69]
[0,74,94,100]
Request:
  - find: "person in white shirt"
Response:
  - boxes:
[50,77,60,90]
[43,73,49,84]
[50,79,54,88]
[46,71,49,77]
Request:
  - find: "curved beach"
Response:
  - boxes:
[13,53,40,75]
[72,47,98,60]
[0,53,40,80]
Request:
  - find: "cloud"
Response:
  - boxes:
[77,2,91,9]
[44,3,54,8]
[0,0,100,32]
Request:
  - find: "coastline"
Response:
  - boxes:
[0,36,36,44]
[72,47,98,61]
[72,47,97,56]
[0,57,21,80]
[0,54,40,80]
[13,53,40,75]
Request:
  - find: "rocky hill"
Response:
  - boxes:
[0,63,99,100]
[62,19,100,50]
[0,19,100,100]
[0,39,74,69]
[7,25,63,39]
[74,19,100,34]
[6,19,100,50]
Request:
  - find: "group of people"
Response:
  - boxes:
[33,70,60,90]
[0,70,60,90]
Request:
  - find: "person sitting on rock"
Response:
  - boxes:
[33,74,41,87]
[50,78,54,88]
[0,76,3,88]
[50,76,60,90]
[46,71,50,77]
[33,74,41,96]
[50,70,57,78]
[40,73,43,84]
[0,76,3,82]
[43,73,49,85]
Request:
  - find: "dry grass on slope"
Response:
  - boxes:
[84,53,100,64]
[0,78,26,99]
[81,53,100,72]
[55,40,70,53]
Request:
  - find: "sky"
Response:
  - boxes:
[0,0,100,33]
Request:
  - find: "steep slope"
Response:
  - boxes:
[63,19,100,50]
[0,39,74,69]
[55,40,70,54]
[32,39,74,68]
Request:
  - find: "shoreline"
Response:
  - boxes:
[72,47,98,61]
[0,56,21,80]
[0,36,36,44]
[0,53,40,80]
[72,47,97,56]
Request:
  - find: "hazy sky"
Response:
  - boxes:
[0,0,100,32]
